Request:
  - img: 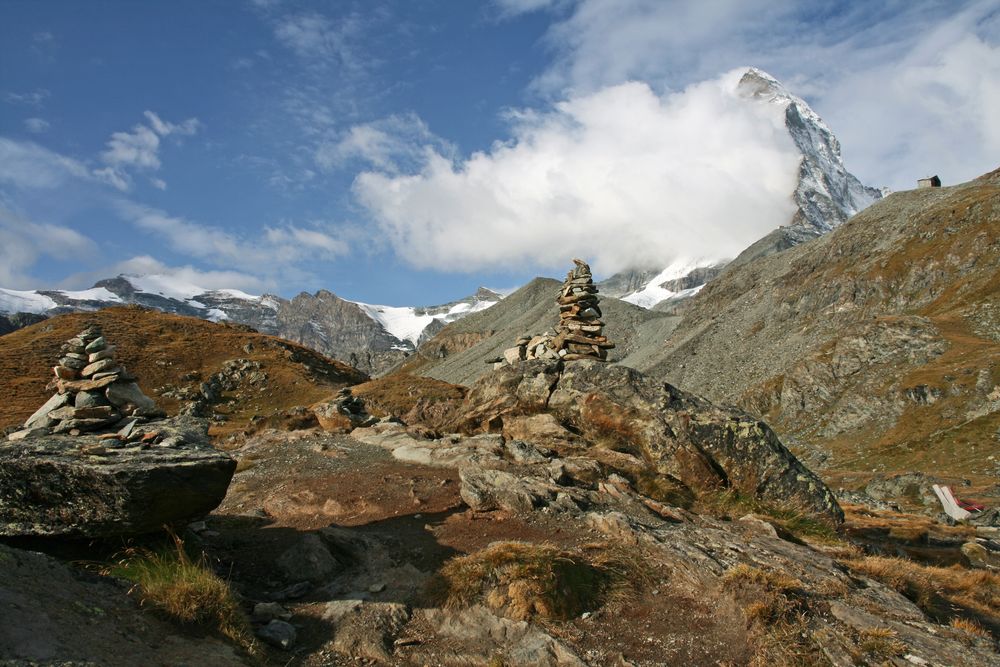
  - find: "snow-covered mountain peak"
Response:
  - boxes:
[600,67,884,309]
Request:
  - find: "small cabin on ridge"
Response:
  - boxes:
[917,175,941,188]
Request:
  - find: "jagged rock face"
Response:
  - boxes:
[0,312,47,336]
[0,417,235,537]
[451,359,843,522]
[273,291,408,376]
[737,67,883,235]
[601,67,883,308]
[627,168,1000,486]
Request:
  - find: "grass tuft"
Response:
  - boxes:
[857,627,907,658]
[430,541,642,621]
[699,490,841,543]
[722,564,820,666]
[104,532,253,651]
[843,555,1000,636]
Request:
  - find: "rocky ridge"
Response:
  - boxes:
[0,279,502,377]
[624,167,1000,494]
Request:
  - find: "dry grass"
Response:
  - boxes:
[430,541,643,621]
[350,373,466,420]
[105,533,253,652]
[0,307,366,434]
[843,555,1000,633]
[951,617,993,643]
[721,564,819,666]
[698,490,842,544]
[857,627,907,659]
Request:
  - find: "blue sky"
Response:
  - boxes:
[2,1,998,304]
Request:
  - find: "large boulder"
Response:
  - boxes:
[451,359,843,523]
[0,417,236,538]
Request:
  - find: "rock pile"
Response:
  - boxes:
[12,325,162,439]
[499,259,614,366]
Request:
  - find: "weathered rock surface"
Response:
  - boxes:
[0,542,247,665]
[621,168,1000,501]
[449,359,843,522]
[0,417,236,537]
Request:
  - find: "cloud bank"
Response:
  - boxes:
[504,0,1000,191]
[354,70,800,275]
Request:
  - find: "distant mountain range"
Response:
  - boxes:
[0,277,501,376]
[2,67,883,375]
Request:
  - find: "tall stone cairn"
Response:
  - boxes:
[496,258,615,367]
[553,258,613,361]
[15,325,162,437]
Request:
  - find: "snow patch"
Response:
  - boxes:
[0,289,56,314]
[620,260,709,309]
[59,287,123,303]
[354,302,438,346]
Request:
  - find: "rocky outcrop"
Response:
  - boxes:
[0,417,236,537]
[448,359,843,522]
[621,168,1000,505]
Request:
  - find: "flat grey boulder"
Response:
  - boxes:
[0,417,236,538]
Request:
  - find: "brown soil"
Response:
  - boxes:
[0,307,366,435]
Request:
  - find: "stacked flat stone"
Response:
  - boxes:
[497,258,614,367]
[17,325,161,436]
[552,258,613,361]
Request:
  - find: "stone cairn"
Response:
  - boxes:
[14,325,162,438]
[497,258,614,367]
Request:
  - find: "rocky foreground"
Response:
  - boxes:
[2,359,998,665]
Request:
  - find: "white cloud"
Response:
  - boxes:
[315,113,453,173]
[274,12,363,69]
[115,201,349,271]
[23,117,50,133]
[96,110,201,191]
[513,0,1000,190]
[0,138,91,189]
[0,208,98,288]
[354,70,800,275]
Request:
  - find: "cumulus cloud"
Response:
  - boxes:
[354,70,800,275]
[0,208,98,288]
[511,0,1000,190]
[96,110,201,191]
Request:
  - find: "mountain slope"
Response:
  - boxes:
[0,279,502,376]
[400,277,680,386]
[0,307,367,435]
[623,168,1000,490]
[601,67,883,308]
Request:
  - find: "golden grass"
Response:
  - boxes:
[698,490,842,544]
[950,617,993,643]
[350,373,467,419]
[430,541,643,621]
[105,533,253,651]
[843,555,1000,632]
[857,627,907,659]
[721,564,819,667]
[0,306,366,434]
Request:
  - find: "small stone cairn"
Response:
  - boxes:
[497,258,614,367]
[12,325,162,438]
